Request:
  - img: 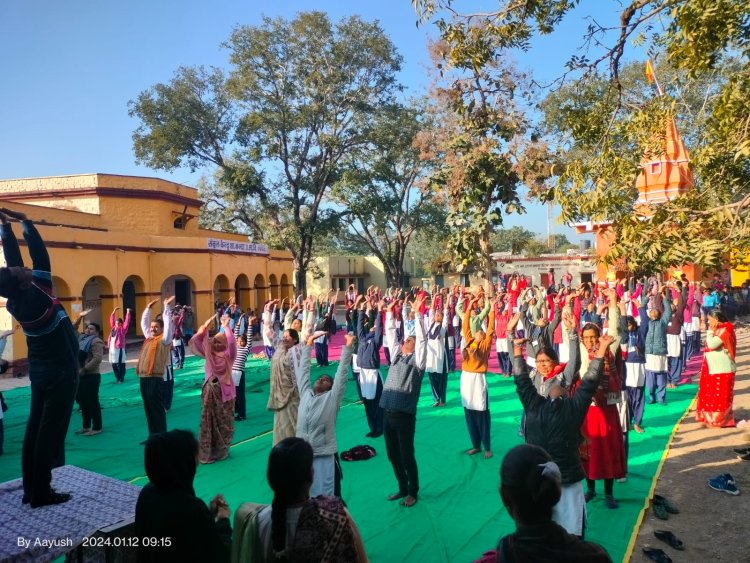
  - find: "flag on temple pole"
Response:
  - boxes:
[645,60,664,96]
[645,60,655,84]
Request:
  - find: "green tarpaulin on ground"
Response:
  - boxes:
[0,357,697,562]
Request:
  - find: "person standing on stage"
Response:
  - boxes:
[380,292,428,508]
[0,208,79,507]
[136,296,175,441]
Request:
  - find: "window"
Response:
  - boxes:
[460,274,471,286]
[338,278,346,291]
[650,162,662,175]
[173,217,186,229]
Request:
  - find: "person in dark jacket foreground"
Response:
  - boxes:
[473,444,612,563]
[512,330,614,539]
[135,429,231,562]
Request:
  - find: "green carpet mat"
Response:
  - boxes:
[0,358,697,563]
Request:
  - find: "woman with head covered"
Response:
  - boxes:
[135,429,232,562]
[190,314,237,464]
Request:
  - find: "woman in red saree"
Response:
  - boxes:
[696,310,737,428]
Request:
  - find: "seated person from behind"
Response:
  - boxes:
[233,437,368,562]
[474,444,612,563]
[135,429,231,563]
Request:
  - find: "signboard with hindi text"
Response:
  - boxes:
[207,238,269,255]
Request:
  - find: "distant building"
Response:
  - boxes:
[492,253,597,287]
[0,173,293,376]
[306,256,387,299]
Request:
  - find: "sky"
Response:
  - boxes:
[0,1,634,243]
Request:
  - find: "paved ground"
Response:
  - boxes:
[631,325,750,563]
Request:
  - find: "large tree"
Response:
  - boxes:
[130,12,402,293]
[332,102,446,286]
[420,42,547,291]
[413,0,750,273]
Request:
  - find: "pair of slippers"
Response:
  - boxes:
[651,494,679,520]
[642,530,685,562]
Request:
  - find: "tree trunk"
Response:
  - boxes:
[295,267,307,297]
[479,228,494,296]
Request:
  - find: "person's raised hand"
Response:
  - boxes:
[146,299,159,309]
[344,333,355,348]
[164,296,176,307]
[221,314,231,328]
[0,208,27,221]
[595,334,615,357]
[562,309,574,331]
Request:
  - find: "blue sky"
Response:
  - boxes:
[0,1,632,242]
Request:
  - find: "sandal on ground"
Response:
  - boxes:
[85,429,102,436]
[605,495,619,509]
[651,500,669,520]
[399,495,417,507]
[653,494,679,514]
[733,446,750,456]
[387,492,406,501]
[584,489,596,502]
[642,547,672,563]
[74,428,91,434]
[654,530,685,551]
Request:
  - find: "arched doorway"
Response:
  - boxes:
[122,275,147,336]
[213,275,230,306]
[253,274,266,312]
[234,274,251,310]
[269,274,279,300]
[280,274,292,300]
[161,274,195,308]
[81,275,115,333]
[52,276,73,317]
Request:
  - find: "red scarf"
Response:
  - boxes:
[712,322,736,360]
[543,363,566,381]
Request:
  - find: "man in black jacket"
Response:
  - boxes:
[512,330,613,539]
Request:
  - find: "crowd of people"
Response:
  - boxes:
[0,210,742,561]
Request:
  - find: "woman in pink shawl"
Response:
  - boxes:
[190,314,237,463]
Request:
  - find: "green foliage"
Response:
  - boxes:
[130,12,402,292]
[332,101,446,286]
[423,42,552,285]
[415,0,750,274]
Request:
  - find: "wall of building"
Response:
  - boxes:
[0,174,293,377]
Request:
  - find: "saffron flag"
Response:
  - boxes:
[645,60,655,84]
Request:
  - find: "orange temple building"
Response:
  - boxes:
[575,117,704,281]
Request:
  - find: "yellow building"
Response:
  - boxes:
[0,173,293,376]
[306,256,388,297]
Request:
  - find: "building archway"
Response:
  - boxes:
[269,274,279,300]
[235,274,251,310]
[213,274,231,306]
[52,276,74,317]
[280,274,292,300]
[253,274,266,312]
[122,275,147,336]
[81,275,115,333]
[161,274,195,308]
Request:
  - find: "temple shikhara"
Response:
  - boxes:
[575,71,703,282]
